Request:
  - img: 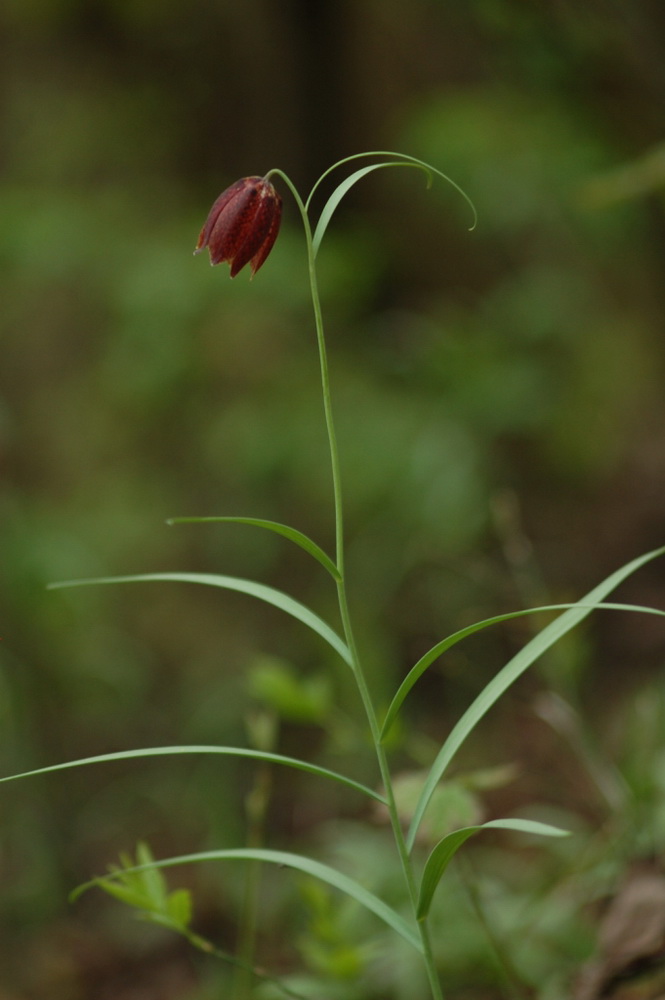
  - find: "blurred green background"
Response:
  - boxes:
[2,0,665,997]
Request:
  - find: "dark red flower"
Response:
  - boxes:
[194,176,282,277]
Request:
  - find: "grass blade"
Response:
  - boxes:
[406,544,665,850]
[381,602,665,742]
[73,848,423,953]
[416,819,570,920]
[0,745,386,803]
[167,516,341,582]
[48,572,352,668]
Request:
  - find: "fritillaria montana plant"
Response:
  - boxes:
[3,152,665,1000]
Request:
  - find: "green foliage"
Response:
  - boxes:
[96,841,194,935]
[248,656,333,725]
[388,771,485,841]
[297,881,365,981]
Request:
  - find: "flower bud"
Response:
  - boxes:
[195,176,282,277]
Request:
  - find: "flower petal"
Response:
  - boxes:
[208,182,265,267]
[229,188,280,277]
[250,199,282,276]
[194,177,254,254]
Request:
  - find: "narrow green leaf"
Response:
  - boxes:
[416,818,569,920]
[73,848,423,953]
[305,151,478,241]
[167,516,341,582]
[48,572,352,668]
[381,601,665,742]
[406,545,665,850]
[0,745,386,804]
[312,162,427,257]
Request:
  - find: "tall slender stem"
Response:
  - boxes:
[267,171,346,574]
[336,584,445,1000]
[308,252,346,578]
[313,275,445,1000]
[267,169,445,1000]
[233,716,276,1000]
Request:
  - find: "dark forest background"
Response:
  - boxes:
[2,1,665,997]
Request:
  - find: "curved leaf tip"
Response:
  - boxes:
[307,151,477,256]
[416,818,570,919]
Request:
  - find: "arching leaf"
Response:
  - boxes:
[167,516,340,582]
[381,601,665,742]
[307,150,478,257]
[417,819,570,920]
[73,848,423,953]
[311,161,427,256]
[48,572,352,667]
[0,745,386,803]
[406,545,665,850]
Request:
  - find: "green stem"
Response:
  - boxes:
[232,753,273,1000]
[268,168,445,1000]
[337,581,445,1000]
[270,171,345,575]
[182,925,311,1000]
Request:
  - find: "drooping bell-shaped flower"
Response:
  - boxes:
[194,176,282,277]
